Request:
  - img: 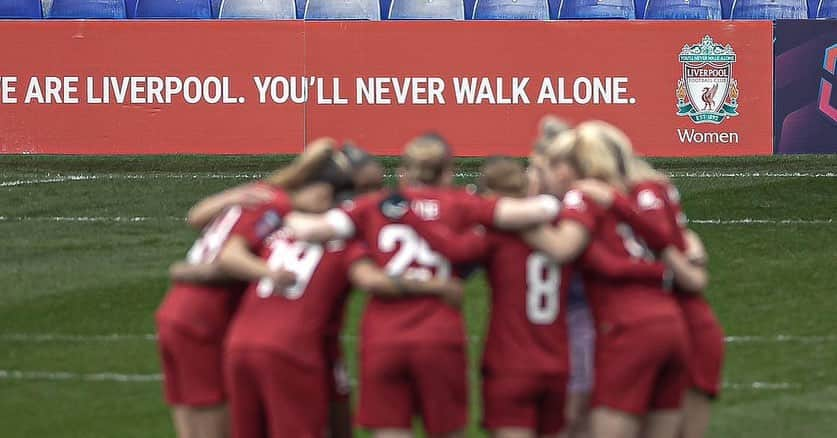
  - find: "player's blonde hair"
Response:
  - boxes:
[263,139,337,190]
[479,157,528,198]
[402,133,452,185]
[628,157,668,184]
[565,120,634,184]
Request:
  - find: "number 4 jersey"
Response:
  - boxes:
[338,187,498,348]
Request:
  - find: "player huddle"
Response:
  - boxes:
[155,117,725,438]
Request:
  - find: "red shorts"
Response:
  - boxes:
[482,370,568,434]
[685,320,725,398]
[224,348,327,438]
[592,317,689,415]
[157,322,225,406]
[357,345,467,435]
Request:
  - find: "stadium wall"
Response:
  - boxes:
[0,20,829,156]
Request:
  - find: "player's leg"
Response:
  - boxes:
[482,370,538,438]
[326,357,353,438]
[590,321,674,438]
[565,305,595,438]
[680,320,724,438]
[158,323,228,438]
[224,348,267,438]
[590,408,640,438]
[357,347,414,436]
[680,390,712,438]
[411,345,468,438]
[643,318,690,438]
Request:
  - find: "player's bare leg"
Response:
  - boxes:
[373,429,413,438]
[591,408,640,438]
[492,428,535,438]
[171,407,192,438]
[173,405,229,438]
[327,399,352,438]
[680,390,712,438]
[640,410,682,438]
[565,391,592,438]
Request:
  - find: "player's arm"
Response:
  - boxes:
[521,221,590,264]
[186,184,276,229]
[661,246,708,294]
[573,180,680,252]
[216,236,297,287]
[348,259,464,308]
[582,244,669,282]
[285,209,358,243]
[491,195,561,230]
[168,261,234,284]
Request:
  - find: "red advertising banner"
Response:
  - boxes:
[0,21,773,157]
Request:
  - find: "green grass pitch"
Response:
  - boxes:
[1,155,836,437]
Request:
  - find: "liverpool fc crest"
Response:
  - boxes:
[676,35,739,124]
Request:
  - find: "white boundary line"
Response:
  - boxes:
[5,333,833,344]
[2,170,836,188]
[0,216,832,225]
[0,369,162,382]
[0,368,801,390]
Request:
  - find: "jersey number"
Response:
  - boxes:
[186,206,242,264]
[378,224,451,281]
[257,240,323,299]
[526,253,560,325]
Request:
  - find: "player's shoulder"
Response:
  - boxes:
[341,189,386,213]
[630,181,667,211]
[562,189,591,211]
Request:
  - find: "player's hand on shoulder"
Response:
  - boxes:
[226,184,276,207]
[571,179,615,208]
[379,191,409,221]
[270,268,298,295]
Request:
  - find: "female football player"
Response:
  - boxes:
[156,139,336,438]
[522,122,706,438]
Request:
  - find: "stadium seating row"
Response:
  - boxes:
[0,0,834,20]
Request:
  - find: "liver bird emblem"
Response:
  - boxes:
[701,84,719,110]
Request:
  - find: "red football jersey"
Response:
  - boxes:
[155,188,290,340]
[404,214,670,375]
[340,186,498,347]
[634,180,719,328]
[225,228,368,369]
[560,189,681,328]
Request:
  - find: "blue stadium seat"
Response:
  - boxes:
[125,0,137,16]
[472,0,549,19]
[380,0,391,16]
[219,0,295,18]
[0,0,43,17]
[558,0,635,18]
[464,0,475,15]
[389,0,465,18]
[135,0,212,18]
[643,0,721,18]
[303,0,380,19]
[730,0,807,17]
[817,0,836,16]
[49,0,127,17]
[211,0,221,16]
[719,0,732,16]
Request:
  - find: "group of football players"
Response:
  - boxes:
[154,116,725,438]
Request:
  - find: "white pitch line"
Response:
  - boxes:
[0,216,832,225]
[0,369,162,382]
[0,216,183,223]
[0,175,99,187]
[724,335,837,343]
[691,219,834,225]
[0,333,158,342]
[0,369,802,390]
[1,170,835,188]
